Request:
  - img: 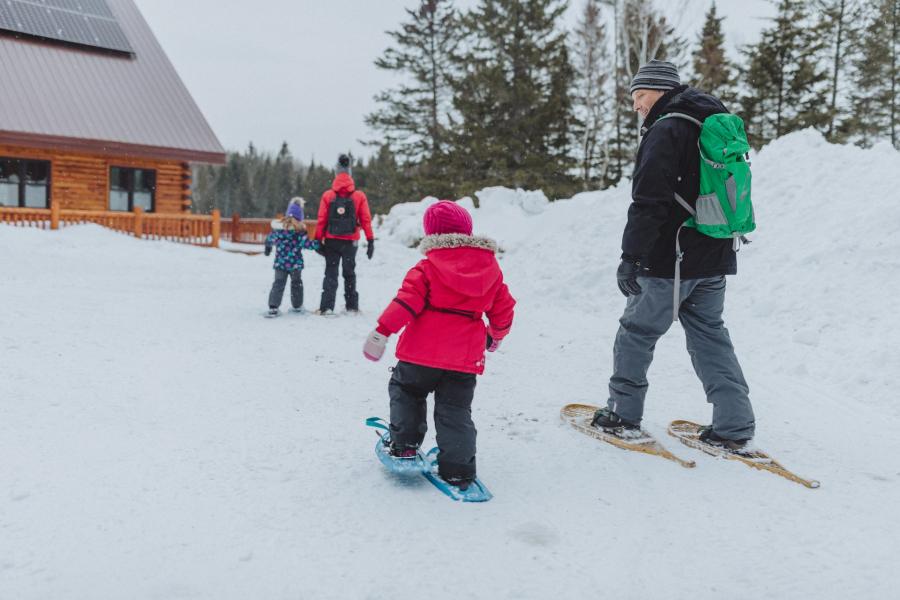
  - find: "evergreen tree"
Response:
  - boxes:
[847,0,899,147]
[190,164,215,214]
[450,0,576,198]
[692,2,736,103]
[598,0,686,181]
[271,142,299,213]
[572,0,614,189]
[739,0,830,148]
[815,0,863,141]
[598,0,627,184]
[190,143,308,218]
[302,159,334,219]
[365,0,460,198]
[361,145,405,214]
[621,0,687,80]
[234,145,256,217]
[890,0,900,148]
[256,155,275,214]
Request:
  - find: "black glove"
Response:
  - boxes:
[617,259,647,297]
[264,245,272,256]
[366,239,375,260]
[315,240,326,257]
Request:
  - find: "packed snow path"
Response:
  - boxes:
[2,132,899,598]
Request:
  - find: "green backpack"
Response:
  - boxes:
[662,112,756,243]
[658,111,756,321]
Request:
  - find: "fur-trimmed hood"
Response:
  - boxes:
[418,233,501,297]
[419,233,498,255]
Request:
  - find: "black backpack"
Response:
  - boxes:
[327,195,358,236]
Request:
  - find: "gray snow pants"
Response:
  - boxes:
[389,361,478,480]
[608,275,755,440]
[268,268,303,309]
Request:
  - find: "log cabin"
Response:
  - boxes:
[0,0,225,215]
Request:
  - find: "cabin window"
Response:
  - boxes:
[109,167,156,212]
[0,157,50,208]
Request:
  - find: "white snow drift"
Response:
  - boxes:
[1,130,899,599]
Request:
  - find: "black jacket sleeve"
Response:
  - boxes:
[621,122,682,265]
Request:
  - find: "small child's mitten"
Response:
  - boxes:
[363,330,389,362]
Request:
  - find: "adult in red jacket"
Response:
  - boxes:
[314,154,375,314]
[362,200,516,489]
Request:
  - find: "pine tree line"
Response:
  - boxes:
[194,0,900,217]
[369,0,899,196]
[191,143,403,218]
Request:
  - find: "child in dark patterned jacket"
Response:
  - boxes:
[264,198,319,316]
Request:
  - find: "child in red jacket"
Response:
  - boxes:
[363,200,516,490]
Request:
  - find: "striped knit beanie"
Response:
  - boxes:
[630,59,681,95]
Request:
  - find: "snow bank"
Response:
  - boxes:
[3,131,900,600]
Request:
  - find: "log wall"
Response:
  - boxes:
[0,143,191,213]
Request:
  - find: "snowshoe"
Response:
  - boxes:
[561,404,696,468]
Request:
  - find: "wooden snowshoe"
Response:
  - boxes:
[668,420,820,489]
[561,404,696,468]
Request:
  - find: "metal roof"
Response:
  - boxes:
[0,0,225,163]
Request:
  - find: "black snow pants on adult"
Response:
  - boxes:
[319,239,358,312]
[389,361,478,481]
[268,269,303,309]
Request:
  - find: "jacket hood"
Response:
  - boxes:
[331,173,356,196]
[644,85,728,134]
[420,234,501,297]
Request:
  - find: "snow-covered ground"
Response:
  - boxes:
[2,130,899,599]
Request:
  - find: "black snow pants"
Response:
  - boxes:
[268,268,303,309]
[389,361,478,481]
[319,239,358,312]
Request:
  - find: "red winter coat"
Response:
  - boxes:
[315,173,374,242]
[376,234,516,375]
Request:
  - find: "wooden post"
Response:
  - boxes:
[231,212,240,244]
[211,209,221,248]
[133,206,144,239]
[50,200,60,230]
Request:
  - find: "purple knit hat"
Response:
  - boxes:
[423,200,473,236]
[286,197,304,221]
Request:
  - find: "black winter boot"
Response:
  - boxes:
[698,426,750,451]
[591,407,640,431]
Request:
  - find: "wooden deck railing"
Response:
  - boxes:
[1,203,222,247]
[1,204,318,247]
[222,213,316,242]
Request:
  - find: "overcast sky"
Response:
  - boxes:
[133,0,774,164]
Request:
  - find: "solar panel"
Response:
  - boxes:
[0,0,133,55]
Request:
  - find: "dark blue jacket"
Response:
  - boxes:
[622,85,737,279]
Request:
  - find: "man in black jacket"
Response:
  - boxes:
[591,60,755,449]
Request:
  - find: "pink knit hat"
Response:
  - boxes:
[423,200,473,236]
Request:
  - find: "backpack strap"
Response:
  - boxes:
[672,193,694,322]
[661,112,703,128]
